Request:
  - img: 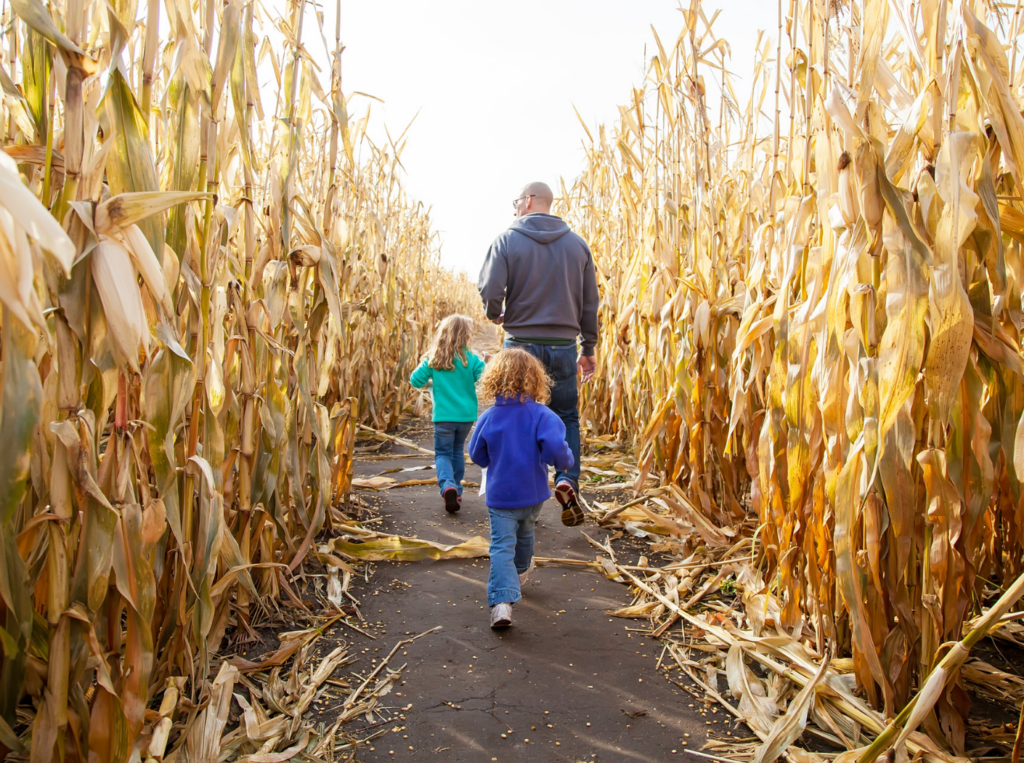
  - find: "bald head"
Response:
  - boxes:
[514,181,553,217]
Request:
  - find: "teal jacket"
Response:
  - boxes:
[409,350,486,423]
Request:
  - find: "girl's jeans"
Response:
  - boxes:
[434,421,473,496]
[487,502,543,606]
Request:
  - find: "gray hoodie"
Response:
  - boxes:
[477,214,599,356]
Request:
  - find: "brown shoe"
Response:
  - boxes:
[554,482,585,526]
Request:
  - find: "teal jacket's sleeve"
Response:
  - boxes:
[409,357,432,388]
[470,352,486,382]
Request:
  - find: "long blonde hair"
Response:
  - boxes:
[427,314,474,370]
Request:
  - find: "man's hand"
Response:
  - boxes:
[490,316,504,326]
[578,354,596,383]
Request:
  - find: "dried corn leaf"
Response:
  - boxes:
[325,534,489,562]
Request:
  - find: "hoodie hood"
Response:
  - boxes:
[508,213,570,244]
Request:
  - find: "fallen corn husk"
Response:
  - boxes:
[189,619,441,761]
[357,424,437,456]
[322,533,489,562]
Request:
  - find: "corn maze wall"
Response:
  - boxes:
[0,0,478,757]
[562,0,1024,749]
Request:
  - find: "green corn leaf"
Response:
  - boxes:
[99,68,163,260]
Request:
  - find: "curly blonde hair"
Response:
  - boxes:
[428,314,474,371]
[479,348,551,404]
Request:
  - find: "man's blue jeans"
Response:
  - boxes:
[487,502,543,606]
[502,339,581,490]
[434,421,474,496]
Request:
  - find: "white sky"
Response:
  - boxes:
[319,1,774,277]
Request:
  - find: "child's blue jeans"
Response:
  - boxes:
[434,421,473,496]
[487,502,543,606]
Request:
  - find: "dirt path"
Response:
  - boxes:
[345,427,709,762]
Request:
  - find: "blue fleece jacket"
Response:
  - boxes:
[467,395,574,509]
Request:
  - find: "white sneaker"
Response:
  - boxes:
[490,603,513,629]
[518,559,536,587]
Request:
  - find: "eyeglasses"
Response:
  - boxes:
[512,194,536,210]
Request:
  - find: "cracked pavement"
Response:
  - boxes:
[348,430,708,762]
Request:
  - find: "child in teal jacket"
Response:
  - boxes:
[410,315,486,513]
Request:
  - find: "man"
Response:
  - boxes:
[477,181,599,527]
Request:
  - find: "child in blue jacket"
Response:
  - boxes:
[468,348,574,629]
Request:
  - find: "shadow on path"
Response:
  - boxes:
[347,428,709,762]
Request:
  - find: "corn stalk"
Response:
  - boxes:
[562,0,1024,752]
[0,0,478,757]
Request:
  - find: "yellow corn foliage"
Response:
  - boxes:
[0,0,477,757]
[563,0,1024,750]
